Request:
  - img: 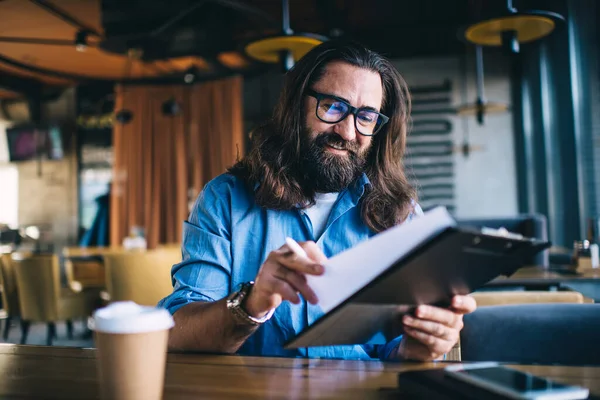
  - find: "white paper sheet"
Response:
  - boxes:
[306,206,456,313]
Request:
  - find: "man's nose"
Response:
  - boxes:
[333,114,357,142]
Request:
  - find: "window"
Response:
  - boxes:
[0,165,18,227]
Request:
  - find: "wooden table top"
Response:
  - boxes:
[0,344,599,399]
[62,246,118,259]
[489,266,600,286]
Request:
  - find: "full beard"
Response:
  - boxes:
[300,131,369,193]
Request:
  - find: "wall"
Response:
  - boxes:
[394,53,518,218]
[17,155,78,251]
[0,119,18,227]
[243,70,283,150]
[14,88,79,250]
[0,119,10,162]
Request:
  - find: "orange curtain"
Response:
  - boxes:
[111,76,244,249]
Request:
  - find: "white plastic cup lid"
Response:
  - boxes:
[89,301,174,334]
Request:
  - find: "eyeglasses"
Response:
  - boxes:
[306,89,389,136]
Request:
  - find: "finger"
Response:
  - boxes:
[299,241,328,264]
[272,250,324,276]
[273,267,319,304]
[403,327,454,356]
[269,278,301,304]
[414,305,462,329]
[399,336,439,361]
[402,314,458,342]
[451,295,477,314]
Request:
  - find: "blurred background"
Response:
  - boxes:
[0,0,597,252]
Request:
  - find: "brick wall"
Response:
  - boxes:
[16,152,78,251]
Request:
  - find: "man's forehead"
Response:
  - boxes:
[313,61,383,108]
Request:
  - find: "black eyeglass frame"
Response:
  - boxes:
[306,89,390,136]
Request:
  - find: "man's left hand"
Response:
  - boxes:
[395,295,477,361]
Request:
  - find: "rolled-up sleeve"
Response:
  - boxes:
[158,177,233,315]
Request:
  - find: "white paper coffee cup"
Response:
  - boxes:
[90,302,174,400]
[90,301,174,333]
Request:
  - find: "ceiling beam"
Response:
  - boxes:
[27,0,102,37]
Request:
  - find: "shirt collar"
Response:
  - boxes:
[350,173,371,200]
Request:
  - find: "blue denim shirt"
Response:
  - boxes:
[158,173,423,360]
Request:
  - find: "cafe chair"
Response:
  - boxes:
[457,214,549,267]
[0,253,26,341]
[102,247,181,306]
[450,290,590,362]
[461,303,600,365]
[11,253,101,345]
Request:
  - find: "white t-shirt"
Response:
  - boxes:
[304,192,340,240]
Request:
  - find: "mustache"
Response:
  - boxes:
[314,133,360,154]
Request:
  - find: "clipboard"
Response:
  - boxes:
[284,223,550,349]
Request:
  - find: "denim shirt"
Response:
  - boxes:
[158,173,423,360]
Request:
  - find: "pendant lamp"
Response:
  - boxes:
[458,0,564,54]
[244,0,327,72]
[456,46,509,125]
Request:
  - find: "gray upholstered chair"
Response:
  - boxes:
[461,304,600,365]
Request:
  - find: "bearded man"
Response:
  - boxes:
[159,40,476,361]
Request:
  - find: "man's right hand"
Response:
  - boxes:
[243,241,326,319]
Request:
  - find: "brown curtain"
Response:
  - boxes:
[110,76,244,249]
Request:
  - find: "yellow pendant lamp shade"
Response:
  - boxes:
[457,102,510,116]
[465,15,556,46]
[245,36,323,64]
[458,0,565,53]
[244,0,327,71]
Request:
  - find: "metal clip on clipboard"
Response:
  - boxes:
[481,227,525,241]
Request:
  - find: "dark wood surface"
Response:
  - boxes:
[0,344,599,399]
[488,266,600,287]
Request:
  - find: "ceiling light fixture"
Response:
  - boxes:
[162,97,181,116]
[244,0,327,72]
[458,0,564,54]
[113,58,135,124]
[115,109,133,124]
[183,66,197,84]
[456,46,509,125]
[75,30,89,52]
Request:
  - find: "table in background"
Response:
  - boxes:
[62,245,181,290]
[62,247,116,289]
[0,344,598,399]
[488,266,600,301]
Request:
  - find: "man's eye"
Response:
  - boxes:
[358,112,376,123]
[322,100,346,113]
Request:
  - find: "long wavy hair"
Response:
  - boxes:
[229,40,416,233]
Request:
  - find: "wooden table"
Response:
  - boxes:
[0,344,599,399]
[62,247,118,289]
[62,247,119,259]
[487,266,600,302]
[489,266,600,286]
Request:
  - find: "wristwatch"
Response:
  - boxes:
[226,281,275,326]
